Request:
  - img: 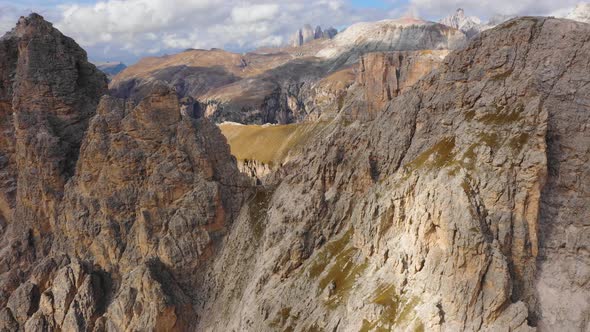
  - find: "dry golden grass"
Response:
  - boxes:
[219,121,329,166]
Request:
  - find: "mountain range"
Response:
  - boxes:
[0,7,589,332]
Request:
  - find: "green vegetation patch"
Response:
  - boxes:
[360,285,422,332]
[248,187,274,240]
[477,104,524,125]
[269,306,299,332]
[508,132,530,152]
[464,110,476,121]
[320,247,368,309]
[404,137,456,172]
[304,229,368,309]
[478,132,500,148]
[219,121,330,166]
[491,70,513,81]
[308,228,354,279]
[306,322,325,332]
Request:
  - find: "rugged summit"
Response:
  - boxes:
[439,8,488,37]
[0,14,249,331]
[289,24,338,47]
[0,13,107,258]
[0,12,107,328]
[195,17,590,331]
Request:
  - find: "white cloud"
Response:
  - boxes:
[47,0,386,63]
[231,4,279,24]
[0,0,584,64]
[406,0,581,20]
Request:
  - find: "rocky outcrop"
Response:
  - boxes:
[58,86,248,276]
[0,14,250,331]
[289,24,338,47]
[440,8,489,38]
[316,18,467,65]
[0,13,107,280]
[193,17,590,331]
[237,159,273,185]
[0,12,107,328]
[345,50,448,120]
[1,85,250,330]
[297,50,448,121]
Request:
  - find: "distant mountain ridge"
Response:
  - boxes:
[109,16,466,125]
[94,61,127,79]
[439,8,487,38]
[289,24,338,47]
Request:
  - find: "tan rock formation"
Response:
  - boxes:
[0,13,106,312]
[194,17,590,332]
[0,14,589,332]
[346,50,448,120]
[109,20,465,125]
[58,86,248,277]
[0,14,249,331]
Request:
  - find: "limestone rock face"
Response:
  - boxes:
[0,14,249,332]
[58,87,248,277]
[193,17,590,332]
[0,14,107,255]
[0,13,106,313]
[440,8,488,38]
[297,50,447,122]
[347,50,448,120]
[316,18,467,64]
[289,24,338,47]
[566,3,590,23]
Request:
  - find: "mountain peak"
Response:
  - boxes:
[17,12,51,29]
[567,2,590,23]
[439,8,485,38]
[289,24,338,47]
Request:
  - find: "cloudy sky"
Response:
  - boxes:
[0,0,583,64]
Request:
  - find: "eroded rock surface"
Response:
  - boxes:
[110,19,465,126]
[0,13,107,312]
[0,14,249,332]
[194,17,590,332]
[0,13,589,332]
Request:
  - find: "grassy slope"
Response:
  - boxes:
[219,121,330,166]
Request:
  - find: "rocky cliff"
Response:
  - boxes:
[289,24,338,47]
[0,14,249,331]
[439,8,488,38]
[194,17,590,331]
[0,13,107,270]
[0,13,589,332]
[343,50,448,120]
[109,18,466,125]
[0,12,107,328]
